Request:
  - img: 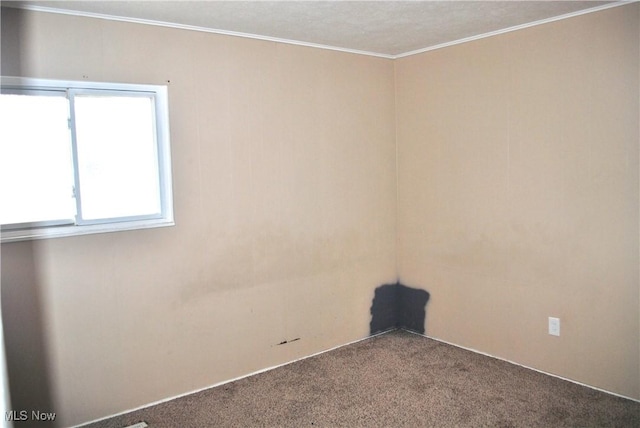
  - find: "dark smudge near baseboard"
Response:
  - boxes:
[276,338,301,346]
[369,283,430,335]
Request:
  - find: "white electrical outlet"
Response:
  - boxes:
[548,317,560,336]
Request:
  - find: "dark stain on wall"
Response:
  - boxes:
[370,283,430,335]
[397,284,431,333]
[276,338,301,346]
[369,284,399,334]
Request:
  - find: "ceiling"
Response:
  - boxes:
[4,1,622,58]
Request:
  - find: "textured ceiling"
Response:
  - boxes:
[5,1,620,57]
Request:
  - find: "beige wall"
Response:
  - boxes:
[1,3,640,427]
[0,8,397,426]
[397,3,640,399]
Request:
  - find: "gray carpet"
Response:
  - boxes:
[85,330,640,427]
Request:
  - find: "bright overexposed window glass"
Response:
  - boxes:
[0,92,75,226]
[0,77,173,242]
[74,93,161,221]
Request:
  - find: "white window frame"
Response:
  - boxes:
[0,76,174,242]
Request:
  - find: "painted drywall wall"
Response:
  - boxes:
[396,3,640,399]
[2,3,639,426]
[0,7,397,426]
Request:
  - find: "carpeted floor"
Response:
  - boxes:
[85,330,640,427]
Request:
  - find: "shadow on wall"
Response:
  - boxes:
[369,283,430,335]
[1,6,24,77]
[1,10,57,427]
[1,241,56,427]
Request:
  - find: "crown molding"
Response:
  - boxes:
[4,3,395,59]
[4,1,636,60]
[395,1,636,59]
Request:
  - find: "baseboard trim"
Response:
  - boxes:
[72,330,394,428]
[71,327,640,426]
[402,328,640,404]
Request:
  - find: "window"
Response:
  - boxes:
[0,77,173,242]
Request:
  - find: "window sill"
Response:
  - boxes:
[1,218,175,243]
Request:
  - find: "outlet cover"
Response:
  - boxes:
[548,317,560,336]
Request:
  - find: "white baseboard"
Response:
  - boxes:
[73,330,392,428]
[72,327,640,427]
[402,328,640,404]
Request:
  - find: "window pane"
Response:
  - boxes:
[74,94,161,221]
[0,93,75,225]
